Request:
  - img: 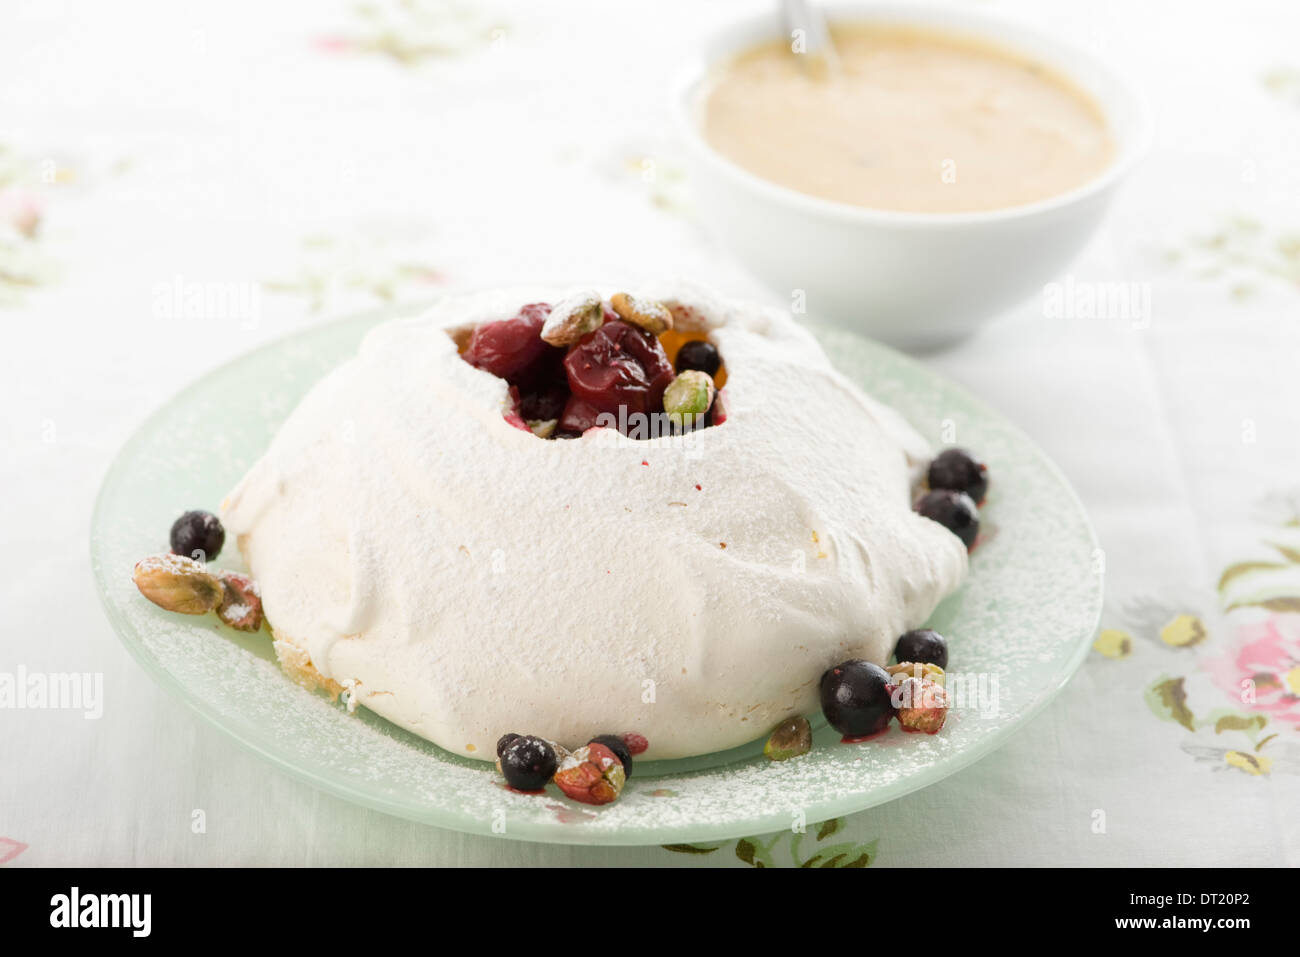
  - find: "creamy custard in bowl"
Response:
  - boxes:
[701,25,1114,214]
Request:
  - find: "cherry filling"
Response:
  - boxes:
[564,320,674,419]
[459,298,723,439]
[518,383,568,423]
[559,396,602,434]
[463,303,561,386]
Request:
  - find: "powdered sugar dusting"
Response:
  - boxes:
[134,552,206,574]
[91,301,1101,846]
[220,284,969,762]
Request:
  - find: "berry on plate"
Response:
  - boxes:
[588,733,634,778]
[499,734,559,792]
[553,742,625,805]
[915,489,979,550]
[927,447,988,504]
[893,628,949,669]
[892,676,949,734]
[819,659,895,738]
[216,571,264,632]
[170,510,225,562]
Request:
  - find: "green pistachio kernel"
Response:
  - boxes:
[885,662,945,686]
[527,418,557,439]
[663,370,715,429]
[763,715,812,761]
[541,291,604,346]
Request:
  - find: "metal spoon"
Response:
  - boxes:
[781,0,839,76]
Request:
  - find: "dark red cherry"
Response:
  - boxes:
[563,320,673,419]
[463,303,560,386]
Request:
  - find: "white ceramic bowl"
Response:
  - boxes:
[674,2,1150,351]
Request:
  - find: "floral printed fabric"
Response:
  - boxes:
[664,818,876,868]
[1096,518,1300,777]
[2,0,1300,866]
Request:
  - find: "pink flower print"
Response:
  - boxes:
[0,838,28,864]
[1206,613,1300,728]
[312,35,354,55]
[0,187,42,238]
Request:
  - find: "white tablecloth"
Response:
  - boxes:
[3,0,1298,866]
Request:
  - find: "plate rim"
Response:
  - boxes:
[90,298,1104,847]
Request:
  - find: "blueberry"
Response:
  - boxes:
[495,732,522,758]
[588,734,633,777]
[894,629,948,669]
[915,490,979,551]
[500,735,557,791]
[169,510,225,562]
[675,340,721,378]
[819,660,894,737]
[927,448,988,504]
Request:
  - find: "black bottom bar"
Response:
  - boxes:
[0,866,1278,940]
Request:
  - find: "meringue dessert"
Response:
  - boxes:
[220,285,968,761]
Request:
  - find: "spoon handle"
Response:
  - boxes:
[780,0,839,73]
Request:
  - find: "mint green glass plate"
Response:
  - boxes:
[91,302,1102,846]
